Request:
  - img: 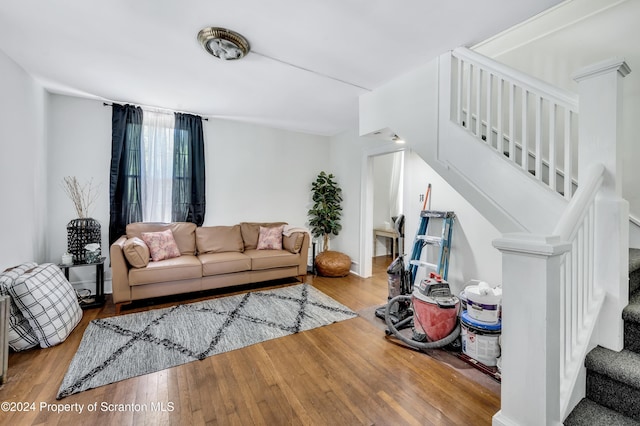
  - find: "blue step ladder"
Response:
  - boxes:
[407,210,455,286]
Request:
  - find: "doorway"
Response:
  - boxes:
[359,146,406,278]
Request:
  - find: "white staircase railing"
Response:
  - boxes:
[450,47,579,199]
[488,54,630,426]
[554,164,605,417]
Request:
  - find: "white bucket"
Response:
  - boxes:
[464,282,501,324]
[461,310,501,367]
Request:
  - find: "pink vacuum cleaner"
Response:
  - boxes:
[385,272,460,349]
[412,273,459,341]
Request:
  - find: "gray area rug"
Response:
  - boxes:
[57,283,356,399]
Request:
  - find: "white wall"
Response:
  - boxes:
[372,153,395,255]
[45,94,332,292]
[0,49,47,270]
[46,95,112,291]
[474,0,640,220]
[203,117,329,227]
[373,153,394,230]
[327,127,399,273]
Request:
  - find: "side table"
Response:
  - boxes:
[373,228,399,259]
[59,257,106,309]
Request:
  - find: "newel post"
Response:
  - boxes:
[492,234,571,426]
[573,58,631,351]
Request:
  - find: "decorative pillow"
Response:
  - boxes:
[141,229,181,262]
[0,262,39,351]
[240,222,287,250]
[123,237,150,268]
[127,222,197,255]
[196,225,244,254]
[257,225,284,250]
[9,263,82,348]
[283,232,305,254]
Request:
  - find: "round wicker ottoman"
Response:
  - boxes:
[315,250,351,277]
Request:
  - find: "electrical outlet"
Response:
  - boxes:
[419,194,424,202]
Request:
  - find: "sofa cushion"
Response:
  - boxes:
[196,225,244,254]
[257,225,284,250]
[126,222,197,255]
[128,255,202,286]
[240,222,287,250]
[199,252,252,276]
[141,229,181,262]
[123,237,150,268]
[0,263,39,351]
[10,264,82,348]
[244,249,300,270]
[283,232,305,254]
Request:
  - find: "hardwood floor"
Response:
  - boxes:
[0,257,500,425]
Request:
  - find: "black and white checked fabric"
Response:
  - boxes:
[10,263,82,348]
[0,262,39,351]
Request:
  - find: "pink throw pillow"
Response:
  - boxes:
[141,229,181,262]
[257,225,284,250]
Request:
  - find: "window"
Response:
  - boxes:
[110,104,205,244]
[140,111,175,222]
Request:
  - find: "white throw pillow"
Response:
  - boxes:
[9,263,82,348]
[0,262,39,351]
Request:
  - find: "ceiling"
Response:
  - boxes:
[0,0,564,136]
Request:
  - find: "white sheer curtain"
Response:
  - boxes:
[389,151,404,220]
[141,110,175,222]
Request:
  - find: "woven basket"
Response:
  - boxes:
[67,218,101,264]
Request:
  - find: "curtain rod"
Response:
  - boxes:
[102,102,209,121]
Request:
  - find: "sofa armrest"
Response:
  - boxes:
[110,236,131,304]
[297,233,310,275]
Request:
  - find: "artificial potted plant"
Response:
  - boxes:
[308,171,351,277]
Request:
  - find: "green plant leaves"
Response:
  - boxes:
[308,171,343,243]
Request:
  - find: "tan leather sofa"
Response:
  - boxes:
[110,222,309,313]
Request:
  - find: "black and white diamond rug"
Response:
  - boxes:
[57,283,356,399]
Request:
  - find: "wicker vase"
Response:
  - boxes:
[315,250,351,277]
[67,218,101,264]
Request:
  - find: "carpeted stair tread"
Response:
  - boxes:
[630,248,640,296]
[586,347,640,389]
[630,248,640,274]
[564,398,640,426]
[622,290,640,323]
[565,250,640,422]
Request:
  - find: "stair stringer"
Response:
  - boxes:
[435,52,568,235]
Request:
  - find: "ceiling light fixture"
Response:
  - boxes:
[392,134,405,144]
[197,27,250,60]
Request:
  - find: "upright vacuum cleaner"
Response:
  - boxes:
[375,215,412,326]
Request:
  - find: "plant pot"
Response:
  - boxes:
[315,250,351,277]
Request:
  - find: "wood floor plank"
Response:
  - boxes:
[0,256,500,425]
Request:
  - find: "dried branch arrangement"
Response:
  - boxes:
[62,176,100,218]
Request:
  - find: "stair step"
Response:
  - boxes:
[622,289,640,322]
[630,248,640,295]
[585,346,640,420]
[623,290,640,353]
[564,398,639,426]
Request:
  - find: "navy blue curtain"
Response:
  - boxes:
[109,104,143,244]
[172,113,206,225]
